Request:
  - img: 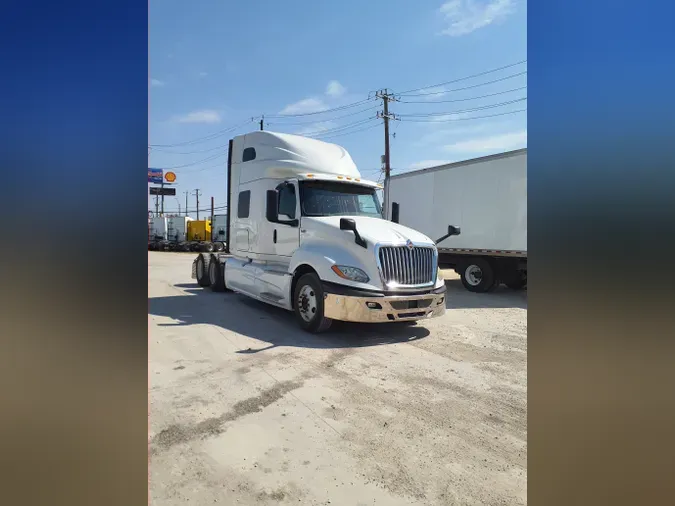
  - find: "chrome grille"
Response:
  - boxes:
[378,246,436,286]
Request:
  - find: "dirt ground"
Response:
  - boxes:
[149,252,527,505]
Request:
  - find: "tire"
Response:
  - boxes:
[208,256,226,292]
[505,273,527,290]
[203,242,215,253]
[293,273,333,333]
[196,254,211,287]
[459,258,498,293]
[214,242,224,252]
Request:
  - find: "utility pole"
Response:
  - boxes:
[154,194,159,216]
[376,89,398,220]
[259,115,264,131]
[160,178,165,216]
[193,189,202,220]
[184,191,189,217]
[211,196,214,224]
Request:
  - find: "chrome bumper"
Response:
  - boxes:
[323,287,446,323]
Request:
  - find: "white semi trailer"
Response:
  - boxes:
[387,149,527,293]
[192,131,461,333]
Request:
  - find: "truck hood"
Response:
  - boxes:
[302,216,434,246]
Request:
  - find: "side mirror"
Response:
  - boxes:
[340,218,356,231]
[340,218,367,248]
[434,224,461,245]
[391,202,399,223]
[266,190,279,223]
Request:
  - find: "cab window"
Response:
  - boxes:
[278,184,296,219]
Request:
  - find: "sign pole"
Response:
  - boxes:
[161,179,165,216]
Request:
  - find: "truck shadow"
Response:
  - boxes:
[150,284,430,352]
[443,279,528,310]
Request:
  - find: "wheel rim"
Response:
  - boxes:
[197,259,204,278]
[465,265,483,286]
[297,284,318,322]
[209,261,217,285]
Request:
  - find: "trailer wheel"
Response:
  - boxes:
[196,254,211,287]
[214,242,224,252]
[208,256,226,292]
[505,273,527,290]
[459,258,497,293]
[203,242,215,253]
[293,273,332,333]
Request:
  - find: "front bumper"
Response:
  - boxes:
[322,283,446,323]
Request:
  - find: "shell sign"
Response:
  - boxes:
[164,171,177,183]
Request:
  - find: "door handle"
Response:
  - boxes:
[273,229,277,243]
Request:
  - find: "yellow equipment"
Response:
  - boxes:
[187,220,211,241]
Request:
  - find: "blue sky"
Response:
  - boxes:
[149,0,526,216]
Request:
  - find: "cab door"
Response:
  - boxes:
[273,181,300,258]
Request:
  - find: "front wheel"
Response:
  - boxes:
[293,273,332,333]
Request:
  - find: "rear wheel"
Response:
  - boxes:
[459,258,498,293]
[214,242,224,252]
[196,255,211,287]
[505,272,527,290]
[208,256,226,292]
[293,273,332,333]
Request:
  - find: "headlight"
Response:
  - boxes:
[331,265,369,283]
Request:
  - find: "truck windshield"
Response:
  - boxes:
[300,181,382,217]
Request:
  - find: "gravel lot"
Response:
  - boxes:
[149,252,527,505]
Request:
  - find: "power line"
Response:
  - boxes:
[398,86,526,104]
[149,143,229,155]
[266,103,380,126]
[149,119,255,148]
[316,120,383,140]
[264,98,375,118]
[399,108,527,123]
[159,151,228,170]
[302,117,377,138]
[395,60,527,95]
[398,97,527,118]
[398,71,527,98]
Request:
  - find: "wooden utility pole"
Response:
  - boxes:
[193,189,202,220]
[184,191,189,217]
[376,89,398,220]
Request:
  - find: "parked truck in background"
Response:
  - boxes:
[387,149,526,293]
[211,214,228,245]
[167,215,192,243]
[191,131,460,333]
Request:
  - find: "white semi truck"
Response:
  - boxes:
[388,149,527,293]
[191,131,460,333]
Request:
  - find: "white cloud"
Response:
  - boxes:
[443,130,527,153]
[325,80,347,98]
[150,78,165,87]
[279,98,328,115]
[408,160,453,170]
[295,121,338,136]
[439,0,514,36]
[173,109,221,124]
